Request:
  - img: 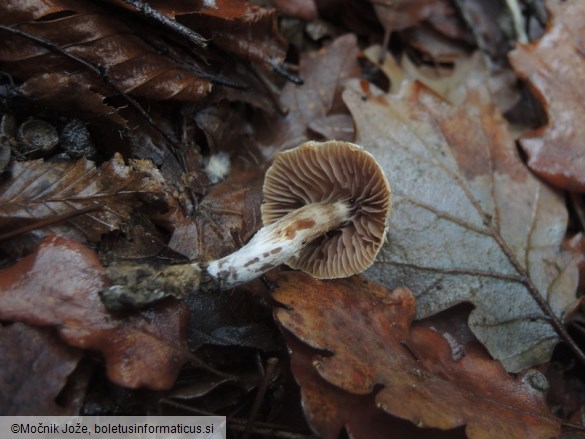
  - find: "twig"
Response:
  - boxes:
[246,62,289,116]
[133,31,248,90]
[267,59,304,85]
[243,357,279,439]
[159,399,315,438]
[0,206,103,241]
[99,0,207,48]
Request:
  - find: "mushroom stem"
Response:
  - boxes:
[205,201,350,289]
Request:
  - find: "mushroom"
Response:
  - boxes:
[206,140,391,289]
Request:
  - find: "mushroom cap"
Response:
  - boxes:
[261,140,391,278]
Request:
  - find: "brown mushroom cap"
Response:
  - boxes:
[261,140,391,278]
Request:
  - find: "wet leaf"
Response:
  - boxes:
[274,273,561,438]
[343,79,577,372]
[169,168,263,261]
[0,235,191,390]
[0,323,82,415]
[509,0,585,192]
[0,153,170,241]
[0,1,212,102]
[284,330,464,439]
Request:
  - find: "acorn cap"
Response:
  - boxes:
[261,140,391,278]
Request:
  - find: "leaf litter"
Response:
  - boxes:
[0,0,584,436]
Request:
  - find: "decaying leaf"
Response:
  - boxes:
[284,331,464,439]
[0,323,82,415]
[509,0,585,192]
[256,33,360,156]
[169,167,263,261]
[343,78,577,372]
[0,153,170,241]
[0,235,191,390]
[274,273,561,438]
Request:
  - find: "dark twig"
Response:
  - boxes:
[268,59,304,85]
[159,399,314,438]
[100,0,207,48]
[243,357,279,439]
[140,36,248,90]
[0,206,103,241]
[0,25,186,164]
[246,62,289,116]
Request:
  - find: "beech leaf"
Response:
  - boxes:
[343,79,578,372]
[274,273,561,439]
[0,153,169,241]
[509,0,585,192]
[0,235,191,390]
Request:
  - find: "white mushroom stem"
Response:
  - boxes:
[205,201,350,289]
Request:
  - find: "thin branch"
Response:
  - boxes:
[0,206,103,241]
[243,357,279,439]
[268,59,304,85]
[139,34,248,90]
[101,0,207,48]
[159,398,315,439]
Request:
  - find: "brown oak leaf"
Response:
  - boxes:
[274,272,561,438]
[509,0,585,192]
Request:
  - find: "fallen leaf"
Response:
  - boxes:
[509,0,585,192]
[283,330,465,439]
[0,153,170,242]
[0,1,212,102]
[169,167,263,261]
[0,323,82,415]
[0,235,191,390]
[255,33,360,156]
[274,273,561,438]
[343,78,577,372]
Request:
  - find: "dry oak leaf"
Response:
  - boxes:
[509,0,585,192]
[0,323,82,415]
[0,153,170,242]
[274,273,561,439]
[0,235,191,390]
[343,79,578,372]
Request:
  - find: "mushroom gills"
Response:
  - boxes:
[206,200,350,289]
